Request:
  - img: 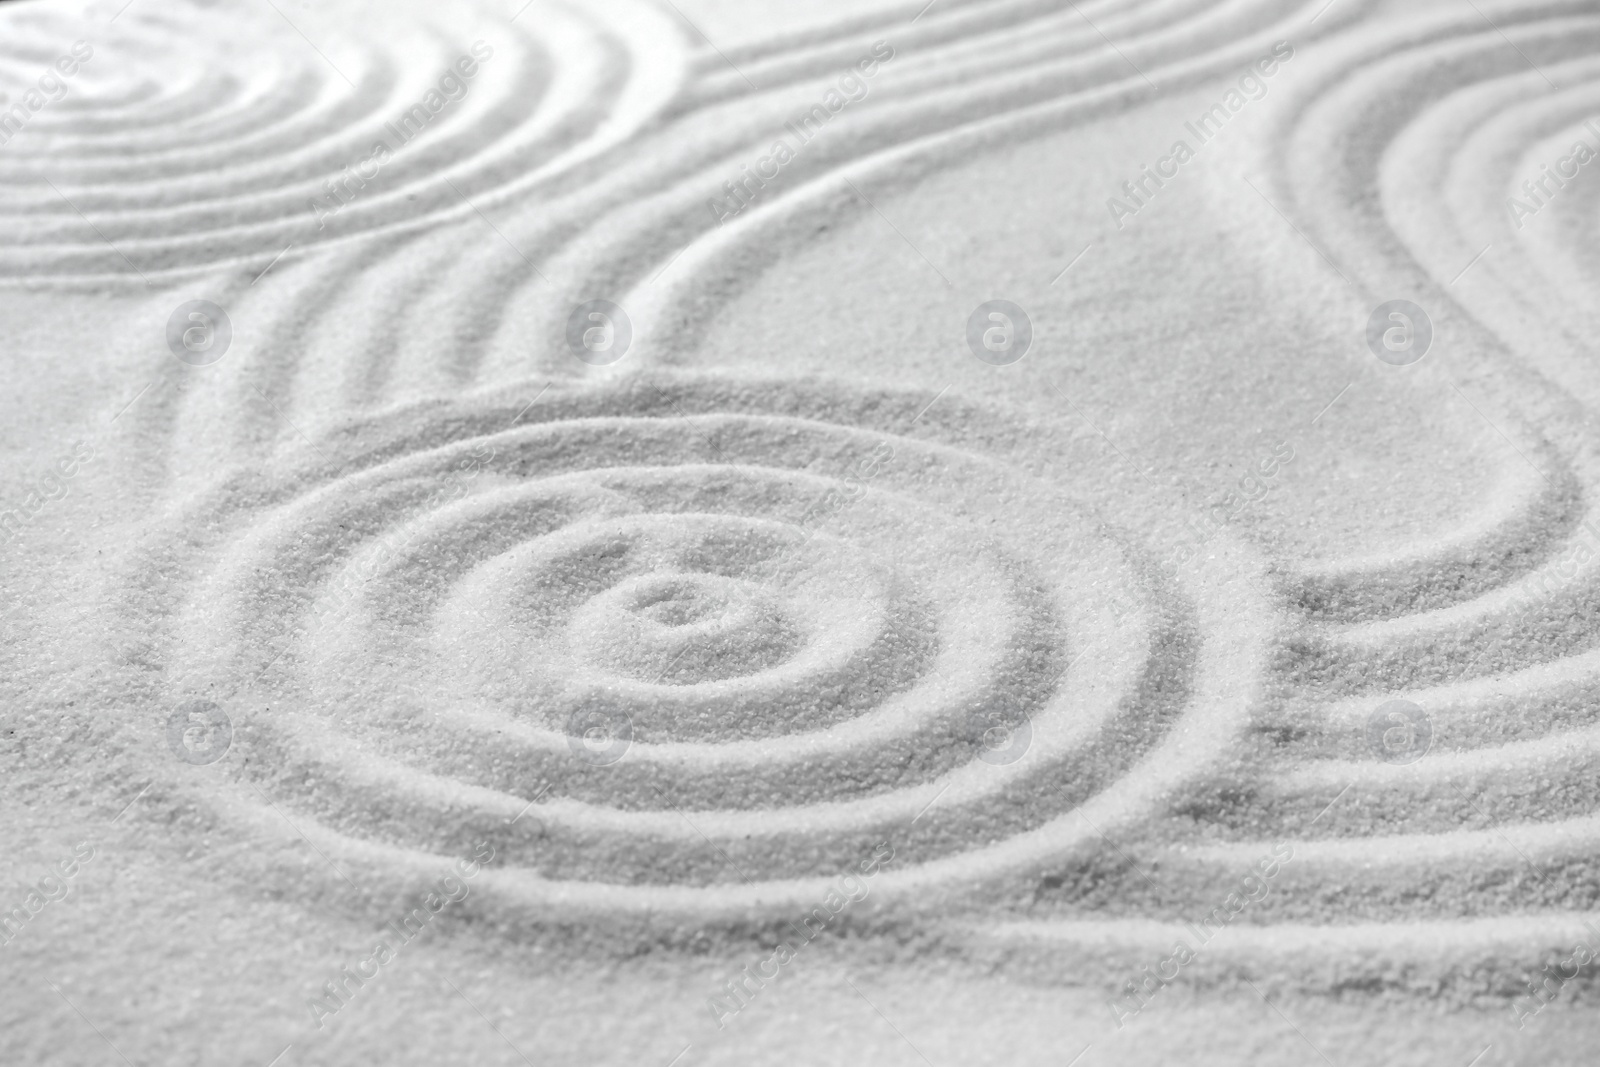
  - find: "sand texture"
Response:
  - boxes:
[4,0,1600,1063]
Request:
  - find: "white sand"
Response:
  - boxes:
[4,0,1600,1062]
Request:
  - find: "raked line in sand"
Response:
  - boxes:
[9,0,1600,1003]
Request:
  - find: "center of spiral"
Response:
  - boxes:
[570,571,803,685]
[427,492,943,742]
[629,579,727,628]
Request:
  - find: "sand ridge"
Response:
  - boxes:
[7,3,1600,1057]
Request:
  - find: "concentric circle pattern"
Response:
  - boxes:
[43,0,1600,999]
[139,379,1264,929]
[0,0,684,281]
[970,0,1600,996]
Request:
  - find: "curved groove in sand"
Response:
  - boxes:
[126,379,1271,917]
[958,0,1600,979]
[1268,644,1600,758]
[0,0,690,280]
[62,0,1600,979]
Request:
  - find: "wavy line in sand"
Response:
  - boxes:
[117,0,1352,450]
[958,1,1600,985]
[69,0,1600,986]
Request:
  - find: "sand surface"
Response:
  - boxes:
[5,0,1600,1063]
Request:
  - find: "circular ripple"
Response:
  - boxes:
[137,378,1268,929]
[966,5,1600,993]
[0,0,684,282]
